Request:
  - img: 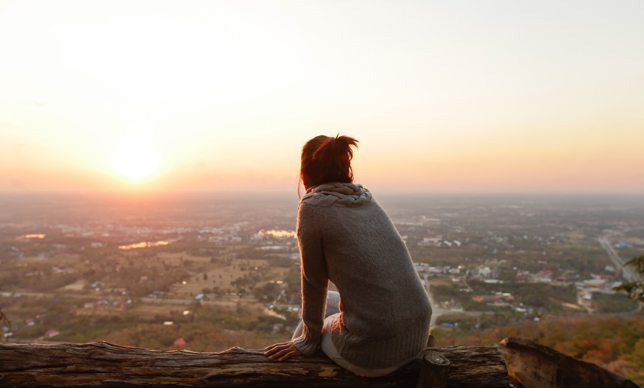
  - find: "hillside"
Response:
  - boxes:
[435,313,644,386]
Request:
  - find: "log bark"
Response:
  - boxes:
[499,337,638,388]
[416,351,450,388]
[0,342,510,388]
[427,335,436,348]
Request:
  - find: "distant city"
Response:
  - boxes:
[1,192,642,350]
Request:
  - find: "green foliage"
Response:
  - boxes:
[593,293,637,313]
[630,339,644,385]
[467,280,577,307]
[437,312,514,332]
[613,255,644,310]
[268,256,294,268]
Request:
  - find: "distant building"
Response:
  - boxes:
[516,271,532,282]
[495,293,514,301]
[533,270,553,283]
[414,263,428,273]
[418,236,442,247]
[473,293,513,305]
[584,279,607,288]
[174,338,186,346]
[473,295,503,305]
[45,330,60,338]
[272,323,284,332]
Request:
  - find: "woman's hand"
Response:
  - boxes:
[264,341,302,361]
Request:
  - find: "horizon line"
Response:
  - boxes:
[1,190,643,196]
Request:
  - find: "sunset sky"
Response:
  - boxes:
[0,0,642,193]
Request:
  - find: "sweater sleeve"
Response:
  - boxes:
[292,202,328,356]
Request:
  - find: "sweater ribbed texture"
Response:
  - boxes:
[292,182,432,369]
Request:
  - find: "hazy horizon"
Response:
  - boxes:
[2,190,644,197]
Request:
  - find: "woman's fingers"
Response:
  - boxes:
[278,350,298,362]
[264,346,280,356]
[267,347,291,360]
[264,342,289,352]
[264,342,301,361]
[264,343,289,356]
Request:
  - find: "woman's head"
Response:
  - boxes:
[300,134,359,191]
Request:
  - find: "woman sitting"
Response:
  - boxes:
[265,134,432,377]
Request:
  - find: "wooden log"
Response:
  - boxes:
[0,342,510,387]
[499,337,639,388]
[416,351,450,388]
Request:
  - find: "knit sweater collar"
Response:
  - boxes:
[301,182,372,207]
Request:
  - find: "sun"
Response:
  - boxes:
[112,137,161,180]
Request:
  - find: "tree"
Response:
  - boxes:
[613,255,644,310]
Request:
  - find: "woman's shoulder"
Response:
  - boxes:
[300,182,373,208]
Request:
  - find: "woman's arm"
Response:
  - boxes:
[266,202,328,361]
[293,202,328,356]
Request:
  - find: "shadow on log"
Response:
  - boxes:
[416,351,450,388]
[0,342,510,387]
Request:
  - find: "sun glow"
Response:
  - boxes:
[112,137,161,180]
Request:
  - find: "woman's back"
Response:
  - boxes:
[298,182,432,369]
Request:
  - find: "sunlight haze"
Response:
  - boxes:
[0,0,642,193]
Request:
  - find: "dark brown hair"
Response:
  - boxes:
[299,134,359,194]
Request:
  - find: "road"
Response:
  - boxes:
[423,274,446,330]
[598,234,641,283]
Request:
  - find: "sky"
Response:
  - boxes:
[0,0,643,194]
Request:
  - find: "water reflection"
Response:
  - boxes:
[18,234,46,239]
[118,240,170,250]
[258,230,296,238]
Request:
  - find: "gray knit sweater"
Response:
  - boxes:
[292,182,432,369]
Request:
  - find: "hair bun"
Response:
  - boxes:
[331,134,359,159]
[301,134,359,191]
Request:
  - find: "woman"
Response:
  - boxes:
[264,134,432,377]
